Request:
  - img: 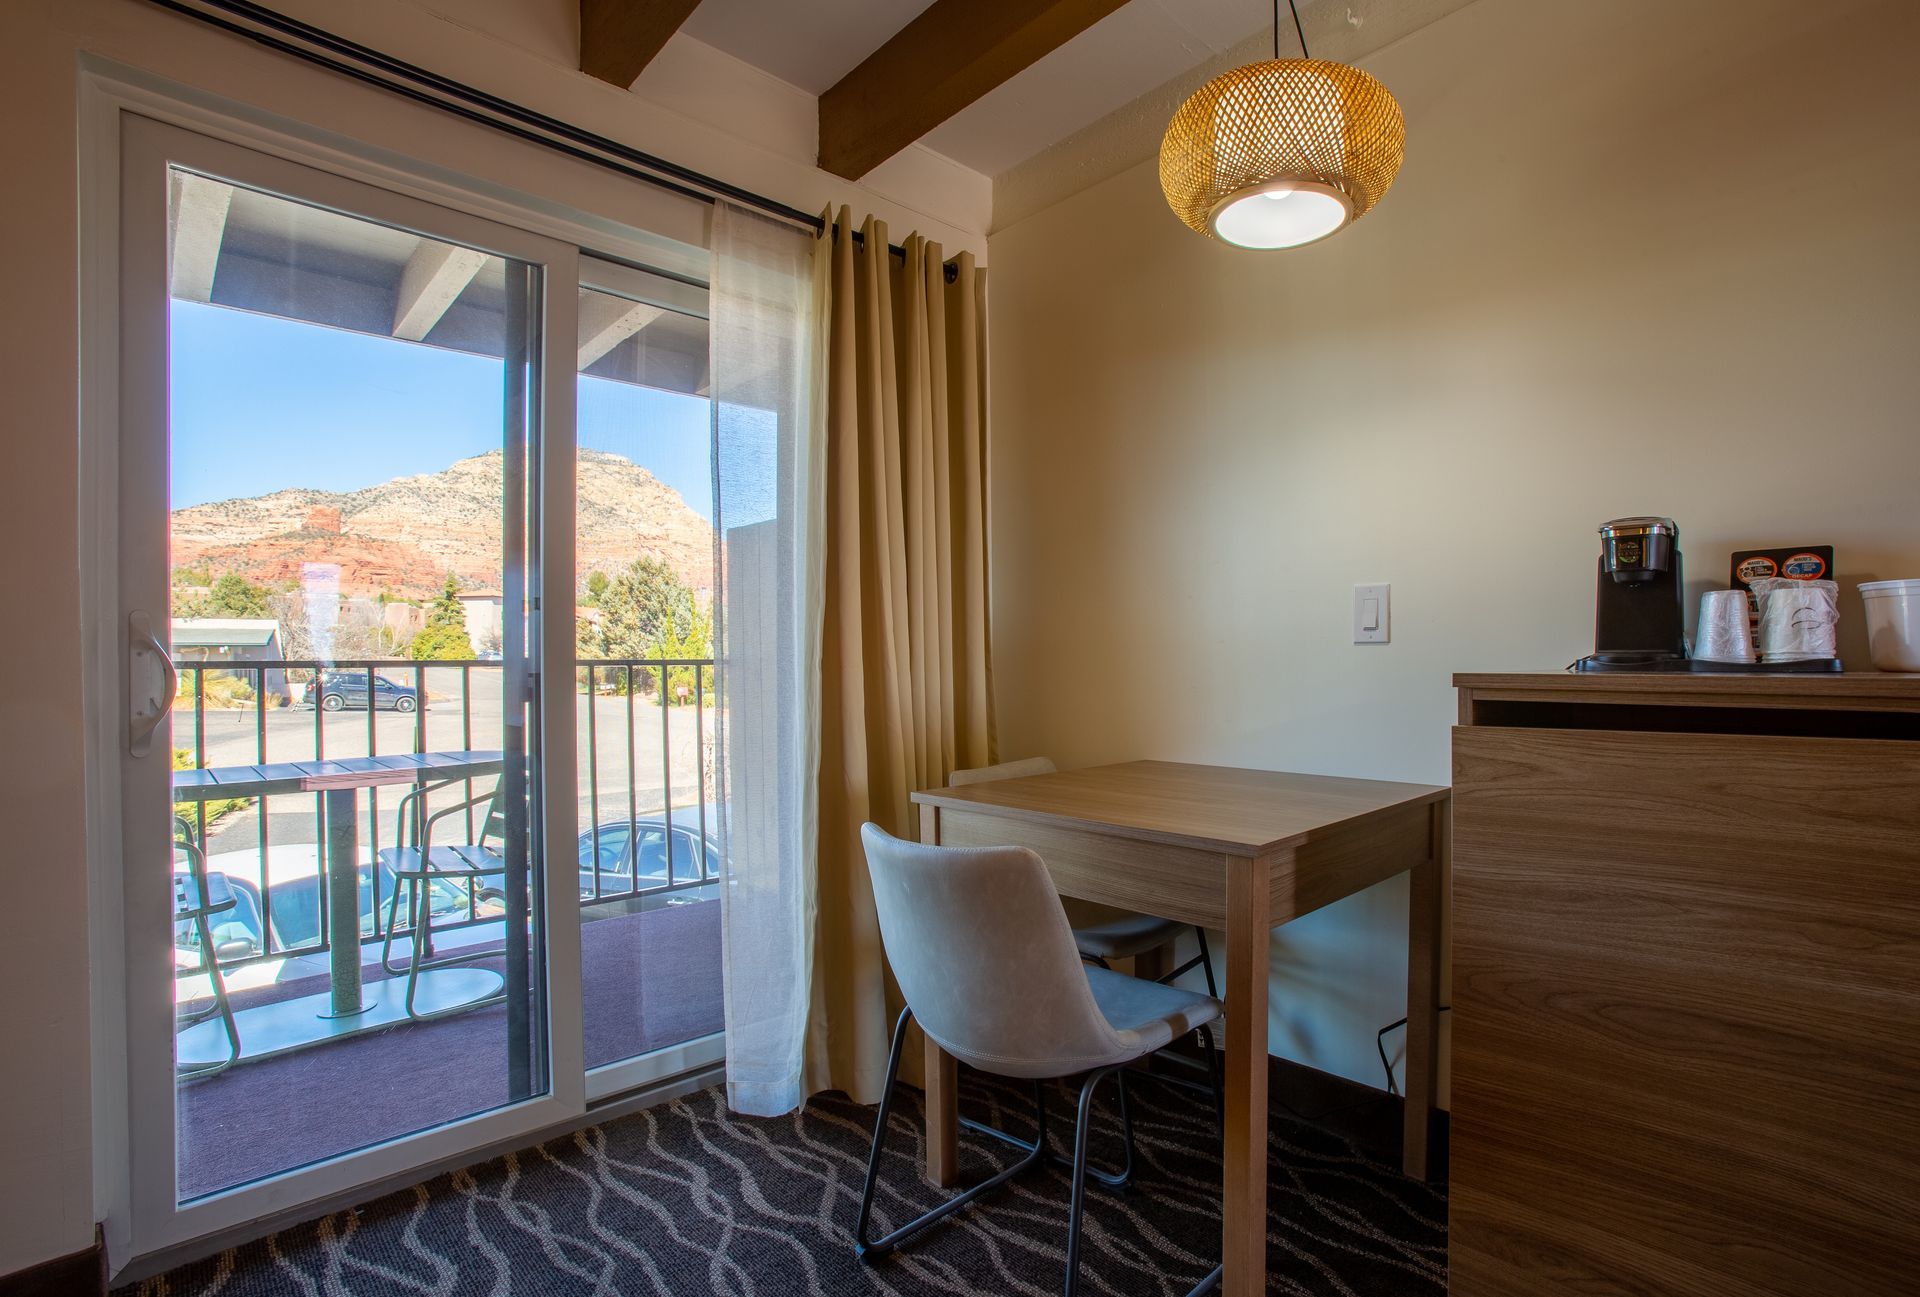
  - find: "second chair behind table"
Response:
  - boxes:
[949,758,1218,997]
[173,816,242,1078]
[855,824,1225,1297]
[378,777,511,1019]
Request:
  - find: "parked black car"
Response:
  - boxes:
[303,672,424,713]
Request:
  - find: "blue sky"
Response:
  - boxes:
[169,301,714,519]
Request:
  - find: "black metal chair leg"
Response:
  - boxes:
[1109,1070,1136,1189]
[856,1008,1049,1262]
[960,1079,1135,1190]
[1064,1066,1120,1297]
[854,1007,914,1258]
[1194,926,1218,999]
[1198,1023,1225,1140]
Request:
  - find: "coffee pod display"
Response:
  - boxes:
[1750,577,1840,663]
[1694,589,1756,663]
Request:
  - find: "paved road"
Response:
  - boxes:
[176,686,718,860]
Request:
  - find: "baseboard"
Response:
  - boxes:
[1146,1043,1449,1180]
[1265,1054,1450,1180]
[0,1228,106,1297]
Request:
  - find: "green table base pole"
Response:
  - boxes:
[322,787,366,1018]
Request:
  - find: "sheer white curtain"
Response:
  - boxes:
[709,200,825,1116]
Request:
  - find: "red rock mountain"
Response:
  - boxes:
[172,449,713,600]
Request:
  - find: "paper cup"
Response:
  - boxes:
[1860,579,1920,672]
[1694,589,1755,663]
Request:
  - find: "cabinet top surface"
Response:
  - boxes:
[911,760,1447,855]
[1455,671,1920,709]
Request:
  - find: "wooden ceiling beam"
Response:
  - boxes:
[580,0,704,89]
[818,0,1133,181]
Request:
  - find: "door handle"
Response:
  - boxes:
[129,610,178,758]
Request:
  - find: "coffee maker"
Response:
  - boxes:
[1576,517,1689,672]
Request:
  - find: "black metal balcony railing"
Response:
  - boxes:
[171,656,718,970]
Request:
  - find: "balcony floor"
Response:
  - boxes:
[178,900,721,1200]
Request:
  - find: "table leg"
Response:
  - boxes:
[924,1032,960,1187]
[1222,855,1270,1297]
[322,787,366,1018]
[1402,800,1445,1179]
[1133,942,1174,983]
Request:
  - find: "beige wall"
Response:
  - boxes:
[987,0,1920,1098]
[0,0,987,1277]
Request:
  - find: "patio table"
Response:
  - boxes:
[172,749,504,1018]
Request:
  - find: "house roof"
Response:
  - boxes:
[172,618,281,649]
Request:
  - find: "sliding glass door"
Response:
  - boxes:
[118,116,582,1253]
[573,258,725,1096]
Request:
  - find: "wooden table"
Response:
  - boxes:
[911,760,1448,1297]
[173,750,503,1018]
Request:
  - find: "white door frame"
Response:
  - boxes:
[112,113,584,1259]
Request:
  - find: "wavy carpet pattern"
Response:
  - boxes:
[119,1070,1447,1296]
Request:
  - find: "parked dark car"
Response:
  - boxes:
[304,672,424,713]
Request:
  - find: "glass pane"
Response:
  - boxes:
[164,168,548,1201]
[574,265,721,1073]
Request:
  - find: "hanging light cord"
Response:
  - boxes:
[1275,0,1310,60]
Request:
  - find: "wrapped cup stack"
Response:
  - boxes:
[1749,577,1840,664]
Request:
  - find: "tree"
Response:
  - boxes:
[584,570,609,606]
[654,600,715,705]
[409,573,475,660]
[267,591,402,662]
[204,572,270,619]
[576,556,710,699]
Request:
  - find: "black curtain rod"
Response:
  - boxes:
[140,0,960,279]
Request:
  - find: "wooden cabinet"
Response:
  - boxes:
[1450,673,1920,1297]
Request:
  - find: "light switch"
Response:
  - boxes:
[1354,583,1390,643]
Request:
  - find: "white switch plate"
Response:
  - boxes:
[1354,583,1390,643]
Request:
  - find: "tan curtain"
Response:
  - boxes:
[805,209,995,1102]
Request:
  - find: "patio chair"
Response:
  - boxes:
[378,778,511,1019]
[173,817,241,1079]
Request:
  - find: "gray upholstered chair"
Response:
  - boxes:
[950,759,1218,998]
[855,823,1223,1297]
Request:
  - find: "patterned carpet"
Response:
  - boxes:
[118,1068,1447,1296]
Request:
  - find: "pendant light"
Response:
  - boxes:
[1160,0,1404,249]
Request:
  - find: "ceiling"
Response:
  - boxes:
[669,0,1456,179]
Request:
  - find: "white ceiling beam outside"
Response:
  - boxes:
[578,294,666,369]
[392,240,489,342]
[168,172,235,304]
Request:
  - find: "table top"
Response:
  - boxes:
[172,749,504,800]
[911,760,1448,856]
[1454,671,1920,711]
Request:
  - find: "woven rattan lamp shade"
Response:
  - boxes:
[1161,58,1404,248]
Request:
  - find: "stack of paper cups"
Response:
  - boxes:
[1755,580,1839,663]
[1695,589,1755,663]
